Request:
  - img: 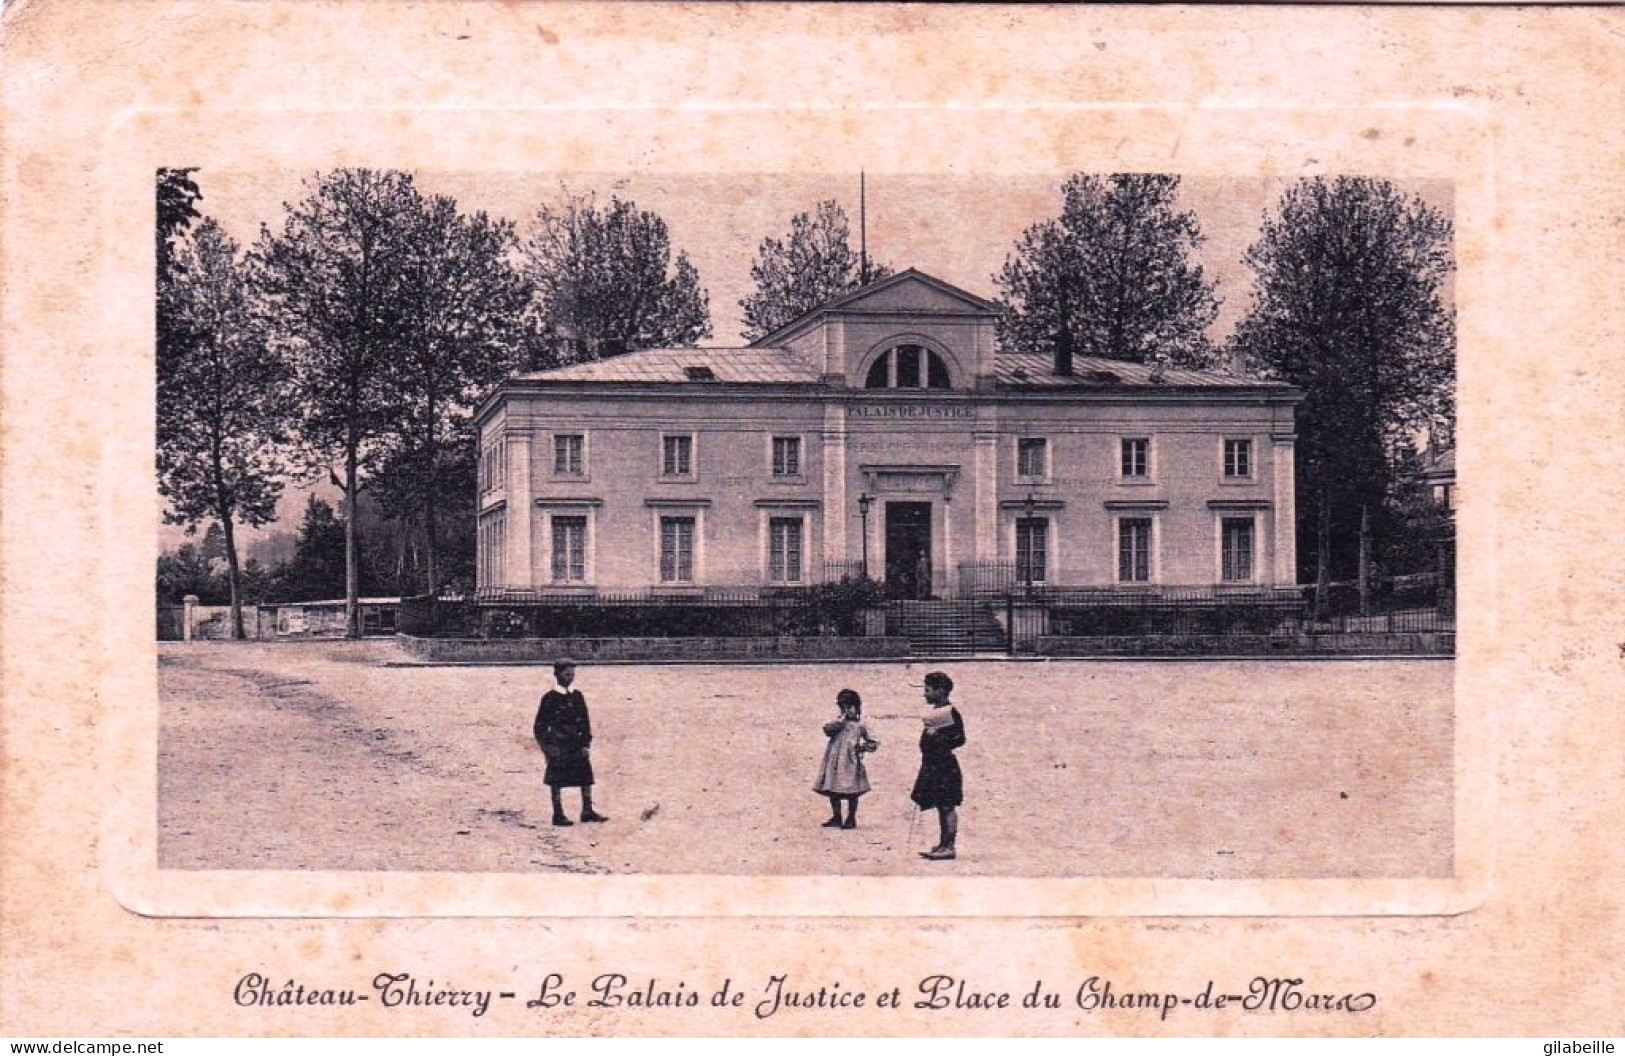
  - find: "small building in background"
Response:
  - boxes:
[1421,444,1456,511]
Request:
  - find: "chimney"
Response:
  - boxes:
[1053,334,1074,378]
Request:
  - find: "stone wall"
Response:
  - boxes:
[1032,632,1454,657]
[395,634,913,664]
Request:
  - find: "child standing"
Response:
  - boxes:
[911,670,965,860]
[813,688,878,829]
[533,658,608,827]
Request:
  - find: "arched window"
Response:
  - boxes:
[863,343,952,389]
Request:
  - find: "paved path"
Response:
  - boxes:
[159,643,1453,877]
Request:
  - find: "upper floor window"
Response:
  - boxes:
[1224,438,1254,480]
[1121,437,1150,480]
[662,434,694,478]
[479,438,507,494]
[1016,437,1048,479]
[864,343,951,389]
[771,436,801,479]
[554,433,584,477]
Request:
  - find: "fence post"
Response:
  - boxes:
[1005,593,1014,655]
[182,594,198,642]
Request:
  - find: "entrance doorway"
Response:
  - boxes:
[884,502,933,599]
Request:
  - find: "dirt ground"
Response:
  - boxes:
[157,643,1453,878]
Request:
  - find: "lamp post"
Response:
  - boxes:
[857,492,873,581]
[1022,490,1038,596]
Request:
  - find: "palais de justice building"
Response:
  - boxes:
[473,270,1301,599]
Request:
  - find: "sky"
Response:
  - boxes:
[168,168,1452,550]
[196,169,1451,348]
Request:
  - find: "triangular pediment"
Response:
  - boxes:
[821,269,1000,316]
[750,269,999,347]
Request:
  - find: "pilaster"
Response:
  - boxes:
[505,430,535,588]
[1272,435,1298,585]
[822,405,848,568]
[973,430,999,560]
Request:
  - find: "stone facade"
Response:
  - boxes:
[473,270,1301,598]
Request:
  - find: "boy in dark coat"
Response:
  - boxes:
[533,659,607,826]
[911,670,965,860]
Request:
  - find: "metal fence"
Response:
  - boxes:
[400,575,1453,656]
[957,561,1020,595]
[1006,579,1454,653]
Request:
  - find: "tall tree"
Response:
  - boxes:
[995,173,1220,369]
[157,218,289,639]
[253,169,421,637]
[522,191,710,364]
[1230,176,1455,610]
[739,200,893,340]
[374,195,530,594]
[272,495,350,602]
[157,168,202,272]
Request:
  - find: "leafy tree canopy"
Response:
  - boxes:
[157,167,202,269]
[158,218,288,535]
[995,173,1220,367]
[274,495,350,602]
[1232,176,1455,497]
[252,168,424,474]
[522,192,711,365]
[740,199,892,341]
[1230,176,1455,585]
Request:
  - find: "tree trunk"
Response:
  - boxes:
[221,513,245,639]
[1357,502,1372,618]
[1312,482,1331,620]
[425,480,438,595]
[345,434,360,639]
[423,387,439,596]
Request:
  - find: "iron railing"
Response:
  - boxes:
[402,576,1453,655]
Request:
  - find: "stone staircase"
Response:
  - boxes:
[886,600,1006,656]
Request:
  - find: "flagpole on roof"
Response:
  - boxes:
[860,170,869,285]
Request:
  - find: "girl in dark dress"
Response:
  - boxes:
[911,670,965,860]
[533,659,608,827]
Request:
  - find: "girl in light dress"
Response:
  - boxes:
[813,688,878,829]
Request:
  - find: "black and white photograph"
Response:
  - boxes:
[155,167,1456,880]
[6,1,1623,1041]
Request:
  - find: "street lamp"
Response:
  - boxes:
[857,492,873,580]
[1022,490,1038,596]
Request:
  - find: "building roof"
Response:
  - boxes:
[508,345,1294,392]
[513,346,823,385]
[1421,445,1455,480]
[994,352,1295,391]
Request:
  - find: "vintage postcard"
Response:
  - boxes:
[3,1,1622,1038]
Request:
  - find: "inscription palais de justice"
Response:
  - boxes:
[849,404,976,420]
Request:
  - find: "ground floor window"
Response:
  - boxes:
[1118,517,1152,583]
[1222,516,1255,582]
[660,516,696,583]
[1016,517,1049,584]
[768,517,803,583]
[550,515,587,583]
[477,508,507,589]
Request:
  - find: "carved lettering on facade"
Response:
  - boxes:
[850,404,976,421]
